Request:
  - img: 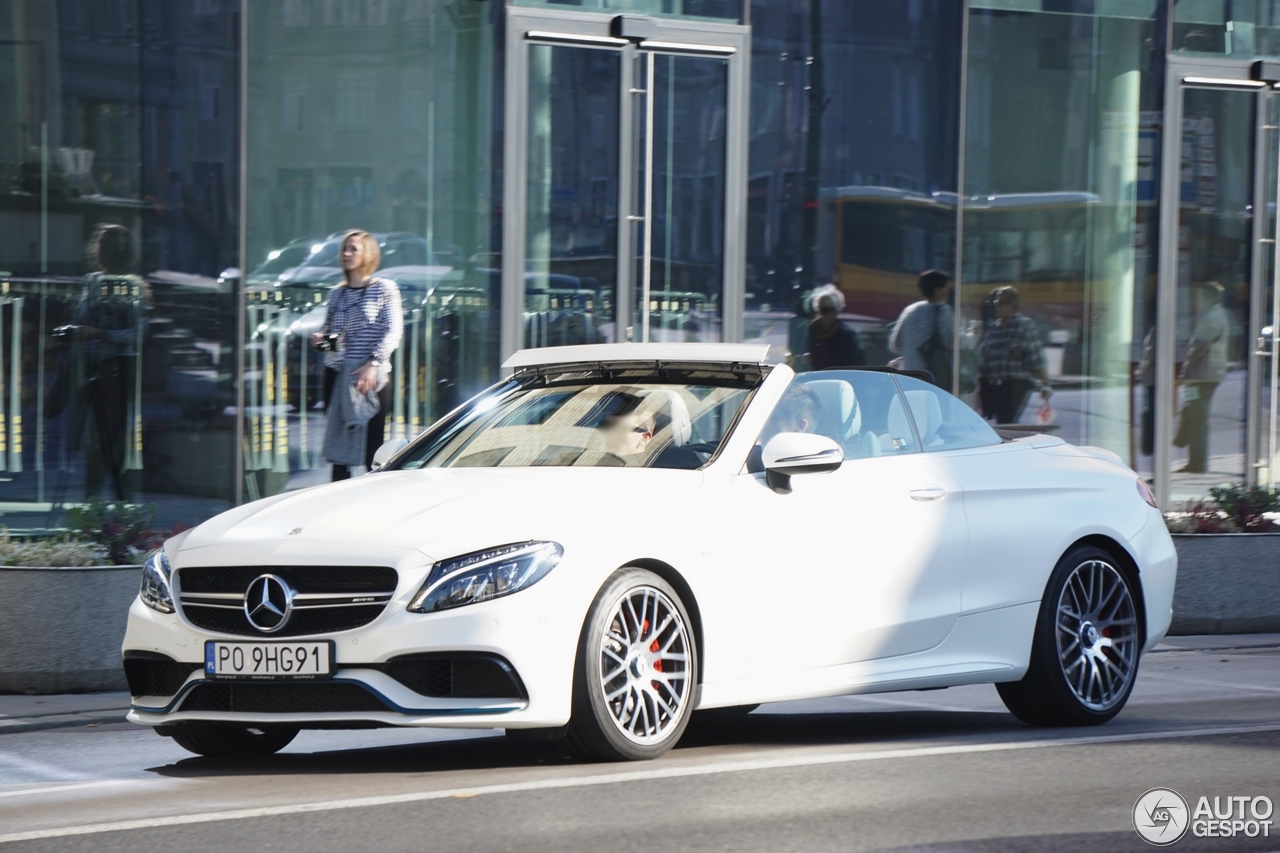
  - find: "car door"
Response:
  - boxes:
[887,374,1057,617]
[724,370,967,677]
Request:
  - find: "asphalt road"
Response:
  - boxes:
[1,636,1277,853]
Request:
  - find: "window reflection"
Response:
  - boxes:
[245,1,501,498]
[0,1,238,531]
[963,5,1162,473]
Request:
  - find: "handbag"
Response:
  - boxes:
[918,304,953,390]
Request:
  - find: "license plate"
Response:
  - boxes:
[204,640,334,680]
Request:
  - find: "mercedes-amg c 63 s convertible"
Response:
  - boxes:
[123,343,1176,760]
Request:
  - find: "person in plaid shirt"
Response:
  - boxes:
[978,286,1050,424]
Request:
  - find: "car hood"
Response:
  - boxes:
[178,467,704,562]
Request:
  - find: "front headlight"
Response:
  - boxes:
[407,541,563,613]
[139,551,174,613]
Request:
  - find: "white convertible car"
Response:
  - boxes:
[123,343,1176,761]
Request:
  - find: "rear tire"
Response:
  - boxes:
[167,724,299,758]
[565,568,698,761]
[997,545,1141,726]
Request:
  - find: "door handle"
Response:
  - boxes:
[909,486,947,501]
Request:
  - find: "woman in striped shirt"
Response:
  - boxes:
[311,229,403,480]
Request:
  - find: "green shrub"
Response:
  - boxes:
[1165,484,1280,534]
[63,499,161,565]
[0,530,106,567]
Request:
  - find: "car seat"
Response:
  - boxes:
[904,389,942,447]
[641,389,700,469]
[885,395,916,453]
[806,378,881,457]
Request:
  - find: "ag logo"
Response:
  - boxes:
[1134,788,1190,846]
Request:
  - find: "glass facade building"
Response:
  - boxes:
[2,0,1278,531]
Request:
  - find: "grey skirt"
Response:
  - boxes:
[323,356,390,467]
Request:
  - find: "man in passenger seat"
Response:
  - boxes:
[747,384,822,473]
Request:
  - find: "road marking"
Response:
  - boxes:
[0,782,120,800]
[0,752,91,785]
[1,722,1278,844]
[1137,670,1280,694]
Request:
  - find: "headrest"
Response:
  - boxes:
[887,395,914,450]
[804,379,861,437]
[905,389,942,446]
[639,388,692,446]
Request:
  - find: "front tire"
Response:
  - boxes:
[167,724,299,758]
[565,568,698,761]
[997,545,1141,726]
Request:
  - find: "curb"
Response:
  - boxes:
[0,709,131,735]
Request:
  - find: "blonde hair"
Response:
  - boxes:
[340,229,381,284]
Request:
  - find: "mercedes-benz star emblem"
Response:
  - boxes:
[244,574,294,633]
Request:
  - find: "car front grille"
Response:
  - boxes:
[176,565,399,638]
[379,655,527,700]
[124,653,202,697]
[178,682,391,714]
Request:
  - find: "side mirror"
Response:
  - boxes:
[761,432,843,494]
[370,438,409,471]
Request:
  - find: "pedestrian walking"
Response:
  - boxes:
[311,230,403,481]
[1173,281,1229,473]
[889,269,954,387]
[978,286,1050,424]
[805,284,863,370]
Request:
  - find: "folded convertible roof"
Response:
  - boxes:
[502,343,772,370]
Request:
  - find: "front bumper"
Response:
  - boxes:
[121,571,583,729]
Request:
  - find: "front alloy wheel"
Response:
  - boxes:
[998,545,1141,726]
[566,568,697,761]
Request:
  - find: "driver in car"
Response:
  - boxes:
[594,392,660,464]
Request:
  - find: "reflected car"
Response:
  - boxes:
[122,343,1176,761]
[245,238,318,289]
[272,232,449,290]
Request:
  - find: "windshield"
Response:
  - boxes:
[250,243,314,276]
[394,379,755,470]
[299,238,341,268]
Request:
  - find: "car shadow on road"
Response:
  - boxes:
[146,707,1025,779]
[679,708,1022,749]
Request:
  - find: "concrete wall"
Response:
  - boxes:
[1169,534,1280,635]
[0,566,138,693]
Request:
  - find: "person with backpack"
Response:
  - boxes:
[889,269,954,388]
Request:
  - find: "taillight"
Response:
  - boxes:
[1136,478,1157,508]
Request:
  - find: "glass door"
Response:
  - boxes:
[1259,92,1280,490]
[632,50,730,343]
[1158,69,1279,506]
[525,41,623,348]
[502,9,748,359]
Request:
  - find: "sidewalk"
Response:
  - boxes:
[0,691,130,734]
[1153,633,1280,652]
[0,635,1276,736]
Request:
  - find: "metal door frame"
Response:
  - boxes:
[501,7,750,367]
[1157,57,1275,507]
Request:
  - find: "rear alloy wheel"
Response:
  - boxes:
[566,569,697,761]
[166,724,299,759]
[998,545,1141,726]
